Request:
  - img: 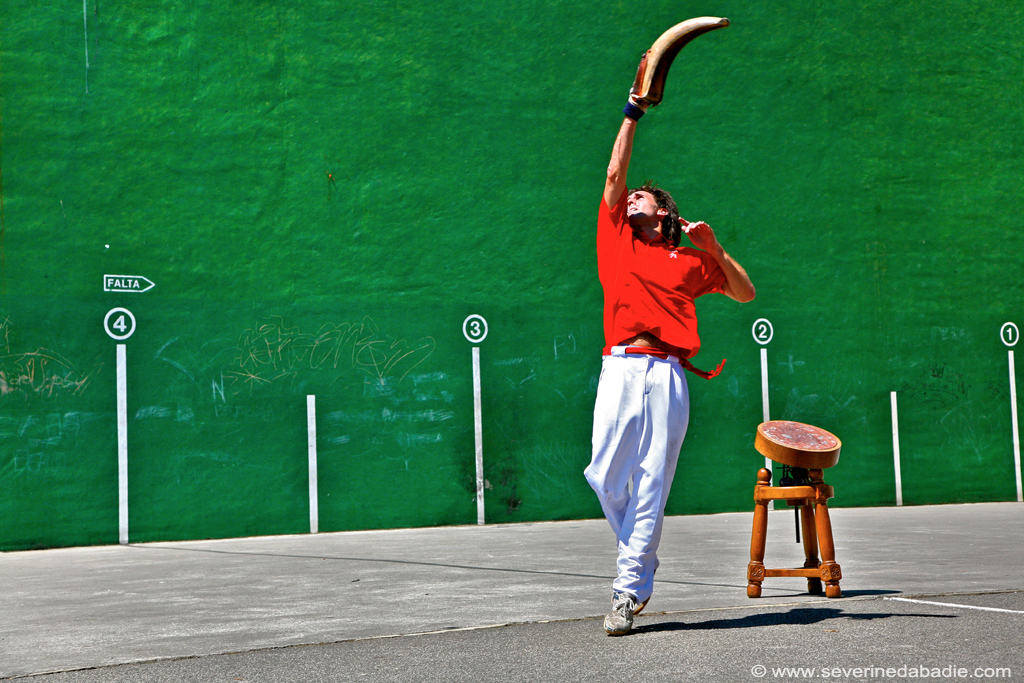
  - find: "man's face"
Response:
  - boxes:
[626,191,666,225]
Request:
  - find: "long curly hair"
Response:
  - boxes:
[630,182,681,246]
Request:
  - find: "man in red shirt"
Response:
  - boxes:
[585,93,756,636]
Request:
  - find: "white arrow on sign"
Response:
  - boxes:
[103,274,155,293]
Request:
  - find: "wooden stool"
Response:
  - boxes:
[746,420,843,599]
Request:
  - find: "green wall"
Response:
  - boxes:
[2,0,1021,550]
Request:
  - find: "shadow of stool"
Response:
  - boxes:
[746,420,843,599]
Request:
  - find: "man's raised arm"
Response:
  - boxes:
[604,95,649,208]
[604,117,638,209]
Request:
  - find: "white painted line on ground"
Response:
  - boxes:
[83,0,90,93]
[1009,350,1022,503]
[886,597,1024,615]
[307,395,319,534]
[891,391,903,506]
[117,344,129,545]
[760,347,772,506]
[760,347,770,424]
[473,346,485,525]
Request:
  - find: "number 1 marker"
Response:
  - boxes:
[1003,323,1022,502]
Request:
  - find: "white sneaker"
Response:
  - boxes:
[604,592,637,636]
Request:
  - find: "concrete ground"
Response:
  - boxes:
[2,502,1022,681]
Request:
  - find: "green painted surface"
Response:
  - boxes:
[2,1,1022,550]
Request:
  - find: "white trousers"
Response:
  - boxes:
[584,349,689,603]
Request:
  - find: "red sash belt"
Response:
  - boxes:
[623,346,726,380]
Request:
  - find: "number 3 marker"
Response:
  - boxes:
[463,314,488,344]
[461,314,489,524]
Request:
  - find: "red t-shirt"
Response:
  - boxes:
[597,192,726,357]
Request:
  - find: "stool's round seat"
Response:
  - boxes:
[755,420,841,469]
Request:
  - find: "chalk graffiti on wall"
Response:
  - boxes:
[1,411,106,474]
[226,315,437,394]
[0,317,98,397]
[147,316,443,418]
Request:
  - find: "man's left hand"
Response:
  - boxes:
[682,220,719,253]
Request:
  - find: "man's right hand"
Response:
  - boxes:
[629,51,651,107]
[628,94,649,112]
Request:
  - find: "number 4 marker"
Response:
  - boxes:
[104,308,136,341]
[103,308,136,542]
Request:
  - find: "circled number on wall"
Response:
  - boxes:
[752,318,773,345]
[463,314,488,344]
[104,308,137,340]
[1001,322,1019,348]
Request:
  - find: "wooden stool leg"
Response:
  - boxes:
[747,468,771,598]
[813,497,842,598]
[800,504,822,595]
[747,501,767,598]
